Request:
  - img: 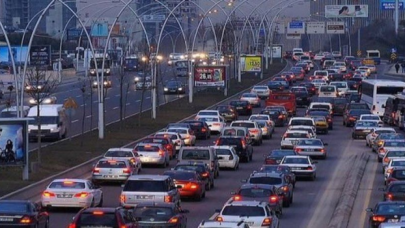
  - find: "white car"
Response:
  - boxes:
[333,61,347,72]
[103,148,142,171]
[155,132,185,151]
[357,66,371,76]
[288,117,316,130]
[289,125,317,138]
[196,115,226,133]
[251,85,270,99]
[199,221,249,228]
[281,130,311,149]
[133,143,170,167]
[41,179,103,208]
[165,127,196,146]
[280,155,317,181]
[311,79,328,88]
[196,110,221,119]
[248,114,272,126]
[215,200,279,228]
[240,93,261,107]
[29,95,57,105]
[385,158,405,184]
[365,127,396,148]
[293,138,328,159]
[382,149,405,174]
[212,146,239,170]
[329,81,349,96]
[314,54,325,61]
[359,114,383,127]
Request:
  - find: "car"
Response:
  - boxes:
[244,172,294,207]
[229,100,252,116]
[313,70,329,81]
[265,91,296,116]
[0,200,49,227]
[377,140,405,163]
[281,130,311,149]
[366,127,397,148]
[154,132,185,152]
[366,201,405,228]
[214,136,253,162]
[329,81,349,96]
[310,116,329,134]
[220,126,251,144]
[343,109,373,127]
[383,150,405,174]
[196,110,221,118]
[359,114,383,127]
[41,179,103,209]
[332,97,347,116]
[28,95,57,106]
[288,117,316,129]
[25,81,48,93]
[306,109,333,130]
[299,82,317,96]
[230,184,283,216]
[68,207,136,228]
[258,165,297,188]
[344,102,370,114]
[214,200,279,227]
[212,145,240,170]
[230,120,263,145]
[267,81,285,92]
[195,115,226,134]
[215,105,238,122]
[294,90,311,107]
[385,158,405,182]
[251,85,270,99]
[92,79,112,88]
[178,147,220,178]
[260,109,285,127]
[182,120,211,140]
[254,120,273,139]
[240,93,261,107]
[344,56,356,66]
[293,138,328,159]
[132,202,189,227]
[139,136,176,160]
[103,148,142,171]
[352,120,379,139]
[333,61,347,72]
[248,114,273,126]
[328,73,344,82]
[135,78,152,90]
[165,127,196,146]
[163,170,206,201]
[373,133,405,153]
[133,143,170,168]
[290,67,305,81]
[198,220,249,228]
[120,175,181,207]
[382,181,405,202]
[164,80,186,94]
[347,93,361,103]
[314,53,325,61]
[173,161,214,191]
[386,167,405,186]
[311,79,328,88]
[280,155,317,181]
[289,125,317,138]
[92,158,138,184]
[308,102,333,115]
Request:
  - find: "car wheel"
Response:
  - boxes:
[210,179,214,188]
[311,174,316,181]
[202,190,206,198]
[366,141,369,147]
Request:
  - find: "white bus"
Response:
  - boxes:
[361,80,405,116]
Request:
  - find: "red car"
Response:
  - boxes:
[68,207,136,228]
[164,170,206,201]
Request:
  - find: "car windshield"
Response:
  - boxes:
[283,157,309,164]
[164,172,196,181]
[124,180,167,191]
[0,202,28,213]
[385,141,405,147]
[239,188,273,197]
[249,177,282,185]
[392,160,405,166]
[105,150,133,158]
[222,206,265,216]
[133,207,174,221]
[181,150,210,160]
[97,160,127,168]
[222,129,245,136]
[356,121,378,127]
[77,212,117,226]
[297,140,323,146]
[376,204,405,214]
[49,181,85,189]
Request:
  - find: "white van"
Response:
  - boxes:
[0,106,30,118]
[329,81,349,96]
[27,104,68,141]
[318,85,337,98]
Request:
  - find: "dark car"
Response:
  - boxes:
[260,109,285,127]
[231,184,283,216]
[366,201,405,228]
[229,100,252,116]
[382,181,405,201]
[332,98,347,116]
[164,80,186,94]
[290,67,305,81]
[132,202,189,227]
[299,82,317,96]
[215,105,238,122]
[350,60,362,70]
[344,56,357,66]
[164,170,206,201]
[386,168,405,185]
[267,81,285,92]
[347,93,361,103]
[328,73,344,81]
[68,207,136,228]
[294,91,311,107]
[343,109,372,127]
[265,149,297,165]
[173,162,214,191]
[344,102,370,115]
[215,136,253,162]
[284,51,292,59]
[0,200,49,228]
[258,165,297,188]
[182,120,211,140]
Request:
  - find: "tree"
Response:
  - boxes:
[24,66,59,164]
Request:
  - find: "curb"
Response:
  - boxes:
[328,152,370,228]
[0,62,290,201]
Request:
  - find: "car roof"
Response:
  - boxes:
[107,148,133,152]
[285,130,309,134]
[283,155,309,159]
[211,145,234,149]
[52,178,87,183]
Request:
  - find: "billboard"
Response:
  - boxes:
[194,66,226,87]
[325,5,369,18]
[30,45,51,66]
[381,0,404,10]
[0,46,29,63]
[287,21,305,34]
[286,33,301,39]
[240,56,262,72]
[0,119,28,167]
[269,45,282,58]
[306,22,325,34]
[326,21,345,34]
[91,23,108,37]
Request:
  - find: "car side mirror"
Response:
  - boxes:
[366,208,373,212]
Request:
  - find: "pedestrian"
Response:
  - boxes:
[395,62,400,73]
[401,62,405,73]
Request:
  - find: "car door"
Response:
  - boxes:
[32,203,47,227]
[87,181,102,204]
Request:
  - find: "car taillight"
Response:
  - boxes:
[93,167,100,174]
[164,195,172,202]
[202,127,207,132]
[158,150,165,156]
[215,139,220,146]
[20,216,31,224]
[379,148,385,154]
[201,172,209,178]
[320,149,325,153]
[349,116,356,121]
[295,148,302,153]
[122,168,131,174]
[130,158,136,164]
[269,196,278,203]
[262,218,272,226]
[372,215,385,222]
[168,216,179,223]
[249,129,259,134]
[387,193,393,200]
[387,177,397,184]
[213,123,221,126]
[278,115,283,119]
[241,140,246,148]
[378,141,383,147]
[384,157,390,163]
[74,192,89,198]
[68,224,76,228]
[247,105,252,109]
[166,144,172,150]
[327,118,332,122]
[42,191,55,198]
[307,166,313,170]
[120,194,126,203]
[190,184,198,189]
[233,195,242,201]
[216,216,223,222]
[282,186,289,192]
[387,168,394,174]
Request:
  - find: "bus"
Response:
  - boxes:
[89,53,111,76]
[360,79,405,116]
[123,55,140,72]
[366,50,380,65]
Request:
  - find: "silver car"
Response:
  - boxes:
[230,120,263,145]
[133,143,170,168]
[240,93,261,107]
[92,158,137,184]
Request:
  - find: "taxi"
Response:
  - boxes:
[311,116,329,134]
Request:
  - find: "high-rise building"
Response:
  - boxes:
[0,0,6,26]
[5,0,29,29]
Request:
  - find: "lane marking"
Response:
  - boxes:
[146,96,151,99]
[86,115,92,118]
[76,95,81,98]
[115,94,120,97]
[71,120,79,123]
[136,100,141,102]
[113,107,119,110]
[358,159,378,228]
[126,103,131,106]
[105,97,110,100]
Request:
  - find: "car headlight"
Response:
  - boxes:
[50,127,59,133]
[26,86,31,90]
[135,77,140,82]
[178,88,183,91]
[43,98,51,104]
[164,88,168,91]
[93,81,97,85]
[90,70,95,74]
[37,85,42,89]
[106,69,110,74]
[29,99,36,104]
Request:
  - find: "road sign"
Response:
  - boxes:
[142,15,165,23]
[381,0,404,10]
[286,33,301,40]
[287,21,305,34]
[63,97,78,109]
[306,22,325,34]
[391,53,398,60]
[357,50,362,57]
[326,22,345,34]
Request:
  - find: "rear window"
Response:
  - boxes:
[250,116,268,121]
[135,145,160,152]
[123,180,167,192]
[198,117,219,122]
[0,202,28,213]
[198,111,218,116]
[392,160,405,166]
[376,204,405,214]
[217,138,242,146]
[384,141,405,147]
[320,86,335,92]
[167,129,187,134]
[315,71,327,76]
[283,157,309,164]
[222,206,265,216]
[272,95,291,100]
[387,151,405,157]
[285,133,308,138]
[174,165,204,173]
[97,160,127,168]
[239,188,273,197]
[331,83,346,88]
[270,150,296,156]
[181,150,210,160]
[334,99,347,104]
[231,122,255,128]
[142,138,168,144]
[164,172,196,180]
[49,181,85,189]
[77,212,117,227]
[290,119,313,126]
[249,177,282,185]
[356,121,378,127]
[215,149,232,155]
[222,129,245,136]
[349,104,369,110]
[133,207,173,221]
[105,151,133,158]
[230,101,248,106]
[392,170,405,179]
[312,104,330,110]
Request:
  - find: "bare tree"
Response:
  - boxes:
[24,66,59,164]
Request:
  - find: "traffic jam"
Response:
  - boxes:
[3,49,405,228]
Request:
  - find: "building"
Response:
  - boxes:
[4,0,29,29]
[0,0,6,26]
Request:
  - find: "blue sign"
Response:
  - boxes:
[381,0,404,10]
[289,21,303,29]
[392,47,397,53]
[91,23,108,37]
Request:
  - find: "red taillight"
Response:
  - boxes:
[202,128,207,132]
[387,168,394,174]
[93,211,104,215]
[158,150,165,156]
[93,167,100,174]
[168,217,179,223]
[307,166,313,170]
[68,224,76,228]
[320,149,325,153]
[201,172,209,178]
[372,215,385,222]
[234,195,242,201]
[42,191,55,198]
[387,177,397,184]
[282,186,289,192]
[164,195,172,202]
[214,139,220,146]
[295,148,302,153]
[384,157,390,163]
[278,115,283,119]
[74,192,89,198]
[122,168,131,174]
[247,105,252,109]
[327,118,332,122]
[379,148,385,154]
[190,184,198,189]
[349,116,356,121]
[120,194,126,203]
[241,140,246,148]
[262,218,272,226]
[216,216,223,222]
[20,216,31,224]
[387,193,393,200]
[269,196,278,203]
[249,129,259,134]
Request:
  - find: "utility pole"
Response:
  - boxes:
[395,0,399,36]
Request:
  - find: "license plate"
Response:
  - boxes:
[236,107,243,110]
[137,195,153,199]
[291,167,301,170]
[307,149,314,152]
[103,175,118,178]
[291,140,299,145]
[245,222,254,226]
[0,218,13,222]
[389,219,399,222]
[57,194,72,198]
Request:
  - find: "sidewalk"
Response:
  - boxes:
[385,64,405,78]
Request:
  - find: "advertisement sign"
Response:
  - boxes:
[194,66,226,87]
[30,45,51,66]
[381,0,404,10]
[306,22,325,34]
[0,46,29,63]
[91,23,108,37]
[326,21,345,34]
[286,33,301,39]
[240,56,262,72]
[0,119,28,167]
[270,45,282,58]
[325,5,369,18]
[287,21,305,34]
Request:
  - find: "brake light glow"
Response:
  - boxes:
[372,215,385,222]
[164,195,172,202]
[384,157,390,163]
[278,115,283,119]
[307,166,313,170]
[158,150,165,156]
[320,149,325,153]
[68,224,76,228]
[190,184,198,189]
[201,172,209,178]
[20,216,31,224]
[122,168,131,174]
[93,167,100,173]
[269,196,278,203]
[387,168,394,174]
[234,195,242,201]
[168,217,179,223]
[216,216,223,222]
[262,218,272,226]
[93,211,104,215]
[202,128,207,132]
[42,191,55,198]
[295,148,302,153]
[282,186,289,192]
[241,140,246,148]
[74,192,89,198]
[120,194,126,203]
[247,105,252,109]
[379,148,386,154]
[387,193,393,200]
